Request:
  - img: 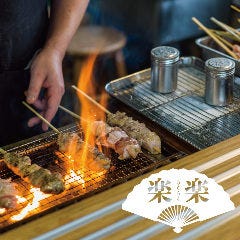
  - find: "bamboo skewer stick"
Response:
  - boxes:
[213,31,234,48]
[225,24,240,37]
[59,105,88,125]
[210,17,240,39]
[22,101,61,134]
[59,105,99,126]
[192,17,238,59]
[71,85,111,115]
[211,29,240,42]
[59,105,81,120]
[231,4,240,13]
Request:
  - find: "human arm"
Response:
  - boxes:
[26,0,89,131]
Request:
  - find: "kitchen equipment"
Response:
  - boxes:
[205,57,235,106]
[106,57,240,149]
[151,46,180,93]
[196,35,240,76]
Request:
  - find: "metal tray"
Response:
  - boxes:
[196,36,240,76]
[105,56,240,150]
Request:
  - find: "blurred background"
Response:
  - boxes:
[84,0,233,73]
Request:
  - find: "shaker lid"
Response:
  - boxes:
[151,46,179,63]
[205,57,235,72]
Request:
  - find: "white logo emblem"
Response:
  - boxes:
[122,169,235,233]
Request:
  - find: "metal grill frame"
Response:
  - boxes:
[105,56,240,149]
[0,124,183,233]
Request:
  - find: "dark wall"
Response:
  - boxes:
[87,0,232,73]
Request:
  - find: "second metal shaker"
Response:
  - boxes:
[151,46,180,93]
[205,57,235,106]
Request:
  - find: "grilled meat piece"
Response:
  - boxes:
[107,111,161,154]
[4,153,65,194]
[58,133,111,171]
[93,121,141,159]
[0,178,17,209]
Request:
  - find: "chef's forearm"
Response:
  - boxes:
[44,0,89,60]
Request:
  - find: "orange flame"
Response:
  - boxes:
[77,54,98,149]
[0,208,6,215]
[77,54,108,171]
[9,54,109,223]
[63,54,108,189]
[16,195,27,204]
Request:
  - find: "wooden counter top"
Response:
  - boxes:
[1,134,240,240]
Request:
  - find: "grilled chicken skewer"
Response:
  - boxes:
[59,106,141,160]
[0,178,17,209]
[22,101,111,172]
[107,112,161,154]
[58,132,111,171]
[0,148,65,194]
[93,121,141,159]
[72,86,161,154]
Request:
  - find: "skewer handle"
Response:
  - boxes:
[72,85,111,115]
[212,31,234,48]
[59,105,80,120]
[22,101,61,134]
[231,4,240,13]
[210,17,240,40]
[192,17,238,59]
[59,105,88,124]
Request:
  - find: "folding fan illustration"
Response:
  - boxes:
[122,169,235,233]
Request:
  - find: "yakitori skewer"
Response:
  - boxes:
[59,105,141,160]
[192,17,238,59]
[231,4,240,13]
[72,85,161,154]
[210,17,240,40]
[0,146,65,194]
[211,30,240,42]
[22,102,111,171]
[213,32,234,48]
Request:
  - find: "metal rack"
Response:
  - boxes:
[106,57,240,149]
[0,124,183,232]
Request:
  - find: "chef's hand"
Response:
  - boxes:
[25,48,65,131]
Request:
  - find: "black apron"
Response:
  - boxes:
[0,0,49,146]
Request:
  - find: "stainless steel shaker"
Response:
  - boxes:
[205,57,235,106]
[151,46,180,93]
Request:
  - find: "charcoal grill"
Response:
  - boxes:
[0,123,185,233]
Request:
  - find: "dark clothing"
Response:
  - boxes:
[0,1,49,146]
[0,0,49,71]
[0,70,43,146]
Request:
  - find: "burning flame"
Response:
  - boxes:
[0,208,6,214]
[6,51,109,225]
[3,55,109,225]
[63,54,108,189]
[64,154,85,189]
[77,54,98,149]
[11,188,50,221]
[16,195,27,204]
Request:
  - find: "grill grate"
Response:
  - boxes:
[105,57,240,149]
[0,124,182,232]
